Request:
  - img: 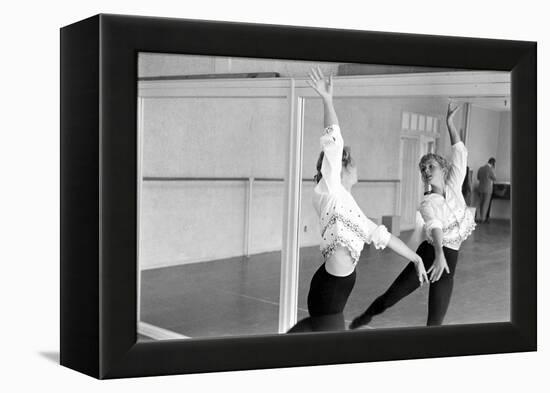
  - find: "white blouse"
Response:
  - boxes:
[313,124,391,265]
[419,141,476,250]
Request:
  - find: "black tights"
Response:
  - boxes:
[351,241,459,328]
[288,263,356,333]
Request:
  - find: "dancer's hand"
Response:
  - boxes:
[446,102,461,124]
[412,254,428,286]
[427,252,450,283]
[307,66,333,101]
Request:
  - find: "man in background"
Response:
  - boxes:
[477,158,496,223]
[462,165,472,206]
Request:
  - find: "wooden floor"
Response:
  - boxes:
[140,219,510,339]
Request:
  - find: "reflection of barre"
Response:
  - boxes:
[142,176,284,182]
[143,176,400,183]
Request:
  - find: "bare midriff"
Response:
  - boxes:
[325,246,356,277]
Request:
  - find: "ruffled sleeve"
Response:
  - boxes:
[419,197,443,240]
[357,213,391,250]
[365,223,392,250]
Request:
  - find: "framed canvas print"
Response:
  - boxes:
[60,14,536,379]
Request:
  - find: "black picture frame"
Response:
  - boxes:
[60,13,536,379]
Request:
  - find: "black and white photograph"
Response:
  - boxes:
[5,0,546,389]
[136,53,512,340]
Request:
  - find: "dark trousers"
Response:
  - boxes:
[479,192,492,222]
[363,241,459,326]
[288,263,356,333]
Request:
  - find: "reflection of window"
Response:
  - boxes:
[402,112,410,129]
[402,112,440,134]
[410,113,418,130]
[418,115,426,131]
[426,116,433,131]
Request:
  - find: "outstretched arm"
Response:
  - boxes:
[446,102,462,146]
[308,67,338,128]
[419,200,449,283]
[427,228,450,283]
[386,235,428,285]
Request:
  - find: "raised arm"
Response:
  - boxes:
[308,67,343,192]
[446,103,468,190]
[308,67,339,127]
[446,102,462,146]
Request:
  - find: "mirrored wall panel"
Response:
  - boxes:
[137,53,511,340]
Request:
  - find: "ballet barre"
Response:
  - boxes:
[140,176,401,260]
[143,176,400,183]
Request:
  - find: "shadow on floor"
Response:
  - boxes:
[38,351,59,364]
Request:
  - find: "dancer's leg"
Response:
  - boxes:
[287,313,346,333]
[307,263,356,316]
[288,262,355,333]
[486,195,493,222]
[310,313,346,332]
[426,248,459,325]
[287,317,314,333]
[350,241,434,329]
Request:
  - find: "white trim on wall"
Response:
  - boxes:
[139,71,511,99]
[294,72,510,98]
[244,177,253,257]
[136,97,145,323]
[139,78,291,98]
[278,80,303,333]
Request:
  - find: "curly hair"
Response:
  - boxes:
[418,153,451,183]
[314,146,353,184]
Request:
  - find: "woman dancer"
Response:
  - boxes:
[350,103,476,329]
[288,68,428,333]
